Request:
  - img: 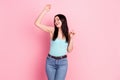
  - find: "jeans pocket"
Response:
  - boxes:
[46,56,55,64]
[60,58,68,65]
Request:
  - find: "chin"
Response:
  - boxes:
[56,25,61,28]
[57,27,61,28]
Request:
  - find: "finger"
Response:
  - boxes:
[71,31,75,34]
[72,32,75,35]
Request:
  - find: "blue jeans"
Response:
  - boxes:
[46,55,68,80]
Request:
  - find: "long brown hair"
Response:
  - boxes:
[52,14,70,43]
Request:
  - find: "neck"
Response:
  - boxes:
[58,28,63,34]
[58,27,62,31]
[58,28,65,39]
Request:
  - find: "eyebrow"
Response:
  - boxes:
[55,18,59,21]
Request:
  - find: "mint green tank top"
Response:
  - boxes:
[49,38,68,57]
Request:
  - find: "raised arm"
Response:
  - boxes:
[67,31,75,53]
[34,4,54,33]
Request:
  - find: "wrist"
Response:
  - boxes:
[69,37,73,42]
[43,9,48,13]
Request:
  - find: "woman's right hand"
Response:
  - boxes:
[44,4,51,12]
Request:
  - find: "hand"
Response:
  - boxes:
[44,4,51,12]
[69,30,75,38]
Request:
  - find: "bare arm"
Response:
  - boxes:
[67,31,75,53]
[34,4,54,33]
[67,38,73,53]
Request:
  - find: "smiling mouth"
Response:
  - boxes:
[56,23,59,26]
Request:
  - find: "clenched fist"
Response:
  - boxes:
[44,4,51,12]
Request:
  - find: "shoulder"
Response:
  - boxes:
[50,27,55,33]
[49,27,55,39]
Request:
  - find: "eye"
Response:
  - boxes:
[57,19,60,22]
[56,18,58,21]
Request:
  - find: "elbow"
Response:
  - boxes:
[34,21,42,28]
[34,21,39,26]
[34,21,37,26]
[67,48,73,53]
[67,50,72,53]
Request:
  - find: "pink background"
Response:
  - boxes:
[0,0,120,80]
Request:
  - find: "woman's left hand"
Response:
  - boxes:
[69,30,75,38]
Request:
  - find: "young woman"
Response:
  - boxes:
[35,4,75,80]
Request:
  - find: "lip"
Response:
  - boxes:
[55,23,59,26]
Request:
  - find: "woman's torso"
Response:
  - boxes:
[49,29,68,56]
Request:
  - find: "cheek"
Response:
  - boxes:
[59,21,62,25]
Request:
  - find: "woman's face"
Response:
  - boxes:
[54,16,62,28]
